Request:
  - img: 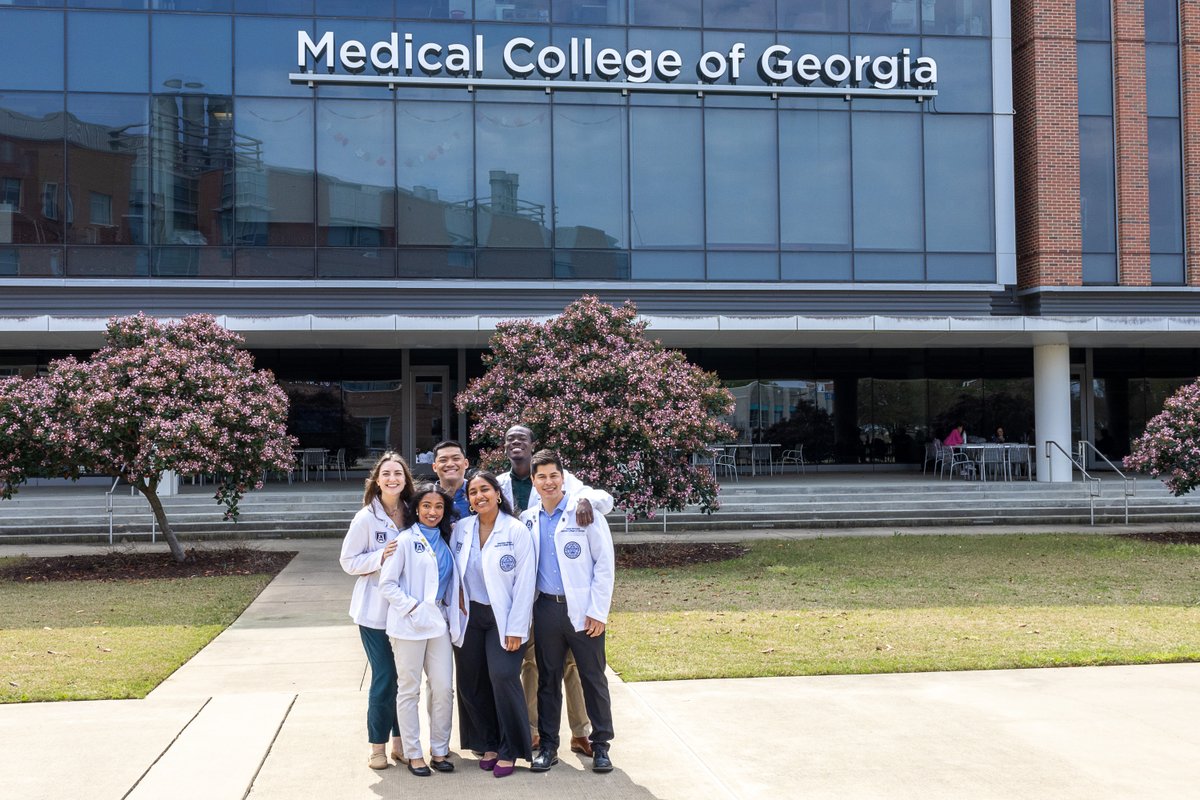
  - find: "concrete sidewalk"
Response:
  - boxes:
[3,538,1200,799]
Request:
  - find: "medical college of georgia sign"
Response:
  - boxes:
[290,31,939,100]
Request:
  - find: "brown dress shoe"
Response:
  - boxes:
[531,735,540,750]
[570,736,593,757]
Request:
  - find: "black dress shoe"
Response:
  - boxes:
[530,749,559,772]
[430,758,455,773]
[591,747,613,773]
[407,762,432,777]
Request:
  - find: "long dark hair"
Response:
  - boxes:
[409,483,454,543]
[362,451,415,527]
[466,470,516,518]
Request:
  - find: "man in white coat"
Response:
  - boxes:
[496,424,613,755]
[523,449,615,774]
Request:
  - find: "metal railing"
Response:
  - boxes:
[105,477,156,544]
[1078,440,1134,524]
[1044,440,1102,525]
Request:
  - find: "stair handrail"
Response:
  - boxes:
[1044,440,1101,525]
[105,476,121,545]
[1077,440,1134,524]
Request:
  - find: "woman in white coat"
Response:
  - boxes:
[379,484,462,777]
[339,451,415,770]
[451,470,536,778]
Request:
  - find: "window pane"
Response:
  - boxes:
[922,0,989,35]
[476,0,548,22]
[67,94,149,245]
[66,245,148,276]
[852,112,923,250]
[1082,252,1115,284]
[1076,0,1111,41]
[234,97,315,246]
[704,0,773,29]
[926,253,993,282]
[779,1,847,32]
[924,114,992,252]
[552,0,622,24]
[1151,254,1184,285]
[553,104,627,248]
[236,0,313,12]
[780,110,850,248]
[1077,42,1112,116]
[68,12,148,92]
[236,246,314,277]
[475,104,551,247]
[0,10,64,90]
[706,109,776,247]
[707,252,778,281]
[397,101,474,246]
[630,107,702,247]
[630,0,699,27]
[396,0,470,18]
[1148,116,1183,254]
[314,0,393,16]
[781,252,852,281]
[553,249,629,279]
[317,99,395,246]
[0,94,64,244]
[630,250,704,280]
[236,16,312,98]
[477,248,551,277]
[151,94,234,246]
[1145,44,1180,117]
[921,36,990,113]
[153,14,232,96]
[851,0,919,34]
[854,252,923,281]
[1079,115,1116,253]
[1144,0,1178,43]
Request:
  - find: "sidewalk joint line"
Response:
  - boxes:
[242,693,298,800]
[120,696,211,800]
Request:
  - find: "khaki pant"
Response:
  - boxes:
[522,628,591,740]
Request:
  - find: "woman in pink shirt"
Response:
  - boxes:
[943,424,965,447]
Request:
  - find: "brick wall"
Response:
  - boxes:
[1183,1,1200,285]
[1012,0,1082,288]
[1113,0,1150,285]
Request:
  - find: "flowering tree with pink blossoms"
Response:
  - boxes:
[1125,379,1200,496]
[0,314,296,562]
[457,296,736,519]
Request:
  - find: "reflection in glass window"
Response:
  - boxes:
[1076,42,1113,117]
[851,0,919,34]
[233,98,314,246]
[852,112,922,251]
[314,0,393,17]
[1144,0,1179,43]
[780,110,850,249]
[0,94,65,244]
[68,12,149,93]
[1079,115,1116,256]
[552,0,622,25]
[1145,44,1180,118]
[703,0,773,30]
[397,102,474,246]
[153,14,232,96]
[0,10,63,90]
[779,1,846,32]
[317,99,395,246]
[475,104,551,247]
[1148,117,1183,257]
[924,114,992,253]
[554,104,627,249]
[706,109,776,247]
[235,16,313,98]
[151,95,234,246]
[1076,0,1111,41]
[397,0,470,19]
[630,107,702,247]
[67,94,149,245]
[921,37,990,113]
[477,0,549,23]
[629,0,699,27]
[921,0,989,35]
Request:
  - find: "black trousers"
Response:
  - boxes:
[533,594,614,751]
[453,601,532,762]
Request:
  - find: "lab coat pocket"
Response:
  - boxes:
[410,601,446,636]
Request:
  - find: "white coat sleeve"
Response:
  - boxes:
[585,517,615,624]
[564,470,615,516]
[339,511,384,576]
[378,536,418,616]
[505,521,537,639]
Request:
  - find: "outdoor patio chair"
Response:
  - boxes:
[922,442,937,475]
[981,446,1007,481]
[947,448,977,480]
[780,446,806,474]
[751,443,776,475]
[714,453,739,482]
[326,447,347,480]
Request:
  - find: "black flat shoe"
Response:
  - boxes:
[530,749,559,772]
[430,758,455,773]
[591,747,613,773]
[407,763,432,777]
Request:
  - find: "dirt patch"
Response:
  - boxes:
[615,542,748,569]
[0,547,296,582]
[1118,532,1200,546]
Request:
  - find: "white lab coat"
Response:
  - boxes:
[379,524,463,646]
[497,467,615,515]
[450,512,536,647]
[521,495,615,632]
[338,499,401,629]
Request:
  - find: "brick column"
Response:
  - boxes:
[1182,1,1200,285]
[1113,0,1150,285]
[1012,0,1082,288]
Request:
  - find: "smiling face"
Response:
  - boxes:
[504,426,535,468]
[532,461,564,509]
[432,445,468,487]
[467,475,500,517]
[376,460,407,503]
[416,492,445,528]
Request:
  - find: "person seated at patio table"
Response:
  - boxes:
[943,423,965,447]
[991,427,1006,444]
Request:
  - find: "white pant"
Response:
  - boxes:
[391,630,454,760]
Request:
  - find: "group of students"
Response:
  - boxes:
[339,427,617,779]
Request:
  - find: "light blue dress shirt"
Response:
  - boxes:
[536,495,568,595]
[419,524,454,603]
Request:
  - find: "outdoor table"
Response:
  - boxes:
[294,448,328,482]
[952,443,1033,482]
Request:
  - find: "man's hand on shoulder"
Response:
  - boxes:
[575,498,593,526]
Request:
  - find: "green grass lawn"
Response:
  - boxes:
[0,567,276,703]
[607,534,1200,681]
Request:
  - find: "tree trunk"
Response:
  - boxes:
[137,480,187,563]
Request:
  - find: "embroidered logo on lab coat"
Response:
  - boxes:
[414,541,426,553]
[375,531,388,543]
[499,554,517,572]
[563,541,582,559]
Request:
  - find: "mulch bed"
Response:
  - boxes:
[1118,531,1200,546]
[0,547,297,582]
[615,542,748,569]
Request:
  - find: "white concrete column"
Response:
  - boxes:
[160,470,180,496]
[1034,344,1072,482]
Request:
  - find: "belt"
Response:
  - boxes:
[538,591,567,604]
